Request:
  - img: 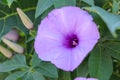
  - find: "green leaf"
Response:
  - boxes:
[86,6,120,37]
[41,6,54,20]
[24,72,33,80]
[0,0,37,39]
[89,12,110,37]
[32,71,45,80]
[58,70,71,80]
[46,78,57,80]
[35,0,53,18]
[54,0,76,8]
[94,0,109,7]
[89,45,113,80]
[7,0,15,7]
[0,0,7,5]
[31,52,42,68]
[82,0,94,6]
[102,42,120,60]
[76,59,88,77]
[0,72,9,80]
[22,71,45,80]
[35,62,58,78]
[5,71,27,80]
[112,0,119,13]
[0,54,28,72]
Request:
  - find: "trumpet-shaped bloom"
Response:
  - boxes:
[75,77,98,80]
[34,6,100,71]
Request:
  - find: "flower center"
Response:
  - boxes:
[64,34,79,48]
[72,39,78,47]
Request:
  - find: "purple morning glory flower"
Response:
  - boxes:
[75,77,98,80]
[34,6,100,71]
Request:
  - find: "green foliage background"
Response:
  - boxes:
[0,0,120,80]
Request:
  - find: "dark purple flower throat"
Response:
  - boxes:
[64,34,79,48]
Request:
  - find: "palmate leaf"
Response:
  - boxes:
[0,0,37,39]
[76,59,88,77]
[24,72,33,80]
[35,62,58,78]
[30,52,42,68]
[5,71,27,80]
[32,71,45,80]
[0,54,28,72]
[5,67,45,80]
[102,42,120,61]
[23,71,45,80]
[89,45,113,80]
[82,0,94,6]
[35,0,53,18]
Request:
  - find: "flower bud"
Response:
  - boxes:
[2,38,24,54]
[0,45,12,58]
[16,8,33,30]
[4,29,19,42]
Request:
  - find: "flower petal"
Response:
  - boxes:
[34,34,62,61]
[75,77,86,80]
[51,48,72,71]
[56,6,93,33]
[76,21,100,40]
[69,40,98,71]
[74,77,98,80]
[78,40,98,54]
